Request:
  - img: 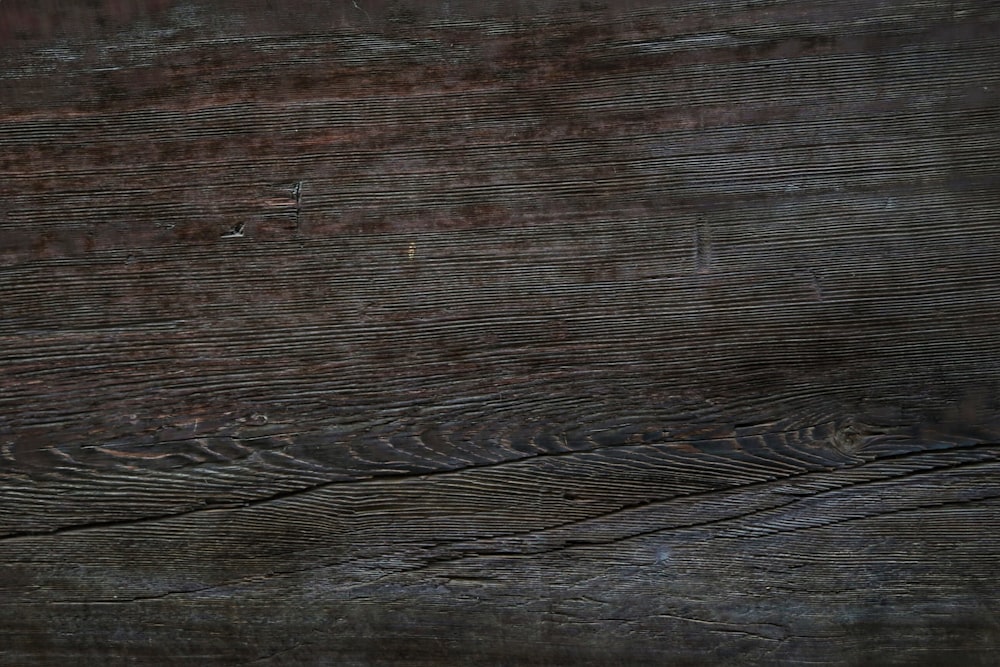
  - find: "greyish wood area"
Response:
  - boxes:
[1,0,999,664]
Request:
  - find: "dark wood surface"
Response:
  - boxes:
[2,1,999,664]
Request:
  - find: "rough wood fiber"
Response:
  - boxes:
[1,0,999,664]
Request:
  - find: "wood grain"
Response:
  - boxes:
[1,0,999,664]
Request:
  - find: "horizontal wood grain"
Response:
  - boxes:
[1,0,999,664]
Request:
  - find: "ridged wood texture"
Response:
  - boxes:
[2,0,999,664]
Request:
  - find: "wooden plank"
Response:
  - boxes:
[1,0,999,664]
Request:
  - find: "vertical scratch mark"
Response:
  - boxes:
[408,242,416,260]
[809,269,825,302]
[293,181,303,235]
[352,1,371,23]
[694,219,710,274]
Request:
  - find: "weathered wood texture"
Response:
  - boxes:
[2,0,999,664]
